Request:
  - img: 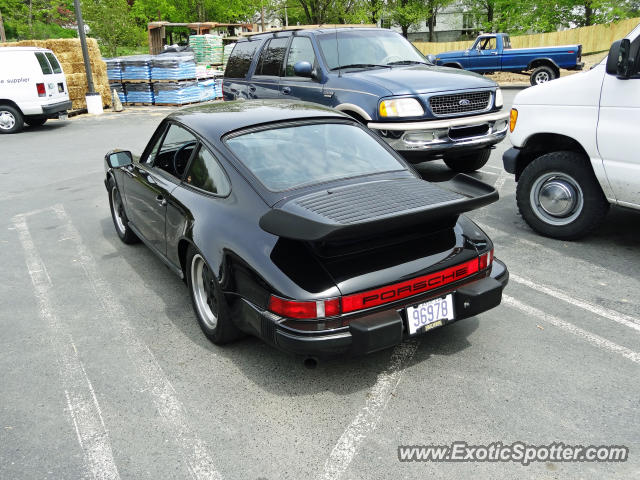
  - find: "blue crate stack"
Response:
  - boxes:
[105,58,122,82]
[125,83,154,104]
[154,81,201,105]
[121,55,152,81]
[151,53,197,81]
[197,79,216,102]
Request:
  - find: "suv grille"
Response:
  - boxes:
[429,91,491,117]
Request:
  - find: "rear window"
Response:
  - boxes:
[225,122,404,191]
[224,41,261,78]
[255,37,288,76]
[34,52,52,75]
[45,52,62,73]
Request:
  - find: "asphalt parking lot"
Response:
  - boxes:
[1,90,639,480]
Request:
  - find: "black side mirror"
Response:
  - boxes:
[106,150,133,168]
[606,39,633,78]
[293,61,313,78]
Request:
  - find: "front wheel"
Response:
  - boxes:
[186,246,242,345]
[107,178,139,244]
[530,65,557,85]
[516,151,609,240]
[443,148,490,173]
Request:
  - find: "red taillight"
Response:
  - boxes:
[478,249,494,271]
[36,83,46,97]
[268,295,341,319]
[568,50,575,54]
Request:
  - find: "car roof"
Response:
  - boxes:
[0,47,53,53]
[237,27,385,42]
[169,100,349,139]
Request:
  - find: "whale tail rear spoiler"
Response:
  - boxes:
[259,174,497,242]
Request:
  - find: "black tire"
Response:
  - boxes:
[530,65,557,85]
[186,245,242,344]
[443,148,491,173]
[25,117,47,127]
[107,178,139,244]
[0,105,24,134]
[516,151,609,240]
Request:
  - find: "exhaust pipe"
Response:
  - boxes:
[303,356,319,369]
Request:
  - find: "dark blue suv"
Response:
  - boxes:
[223,27,509,173]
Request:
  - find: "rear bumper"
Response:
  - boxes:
[246,259,508,358]
[368,110,509,156]
[568,62,584,71]
[41,100,72,117]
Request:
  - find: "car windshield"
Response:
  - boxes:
[225,122,405,191]
[318,30,429,70]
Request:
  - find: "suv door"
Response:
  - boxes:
[597,37,640,207]
[280,36,327,104]
[248,37,289,99]
[223,40,262,100]
[123,122,197,254]
[34,51,67,102]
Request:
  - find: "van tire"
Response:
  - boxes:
[516,151,609,240]
[443,148,491,173]
[25,117,47,127]
[0,105,24,134]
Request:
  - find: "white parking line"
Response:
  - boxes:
[493,168,508,195]
[503,295,640,364]
[13,214,121,480]
[50,204,223,480]
[321,340,419,480]
[509,273,640,333]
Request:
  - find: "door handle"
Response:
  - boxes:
[248,85,256,92]
[491,51,498,55]
[282,87,291,95]
[155,195,167,207]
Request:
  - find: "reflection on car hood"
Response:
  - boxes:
[348,65,495,96]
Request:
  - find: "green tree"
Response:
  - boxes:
[390,0,423,37]
[82,0,142,56]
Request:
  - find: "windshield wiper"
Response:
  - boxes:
[330,63,392,71]
[386,60,430,66]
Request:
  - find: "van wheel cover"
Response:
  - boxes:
[0,111,16,130]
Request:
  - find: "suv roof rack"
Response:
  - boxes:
[240,24,376,38]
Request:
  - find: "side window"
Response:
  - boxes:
[35,52,52,75]
[482,38,497,50]
[285,37,316,76]
[224,41,260,78]
[151,124,197,178]
[186,147,231,196]
[256,37,288,76]
[45,53,63,74]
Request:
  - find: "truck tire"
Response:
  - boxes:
[25,117,47,127]
[443,149,490,173]
[0,105,24,134]
[530,65,557,85]
[516,151,609,240]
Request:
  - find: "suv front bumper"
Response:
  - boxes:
[368,110,509,155]
[241,259,509,358]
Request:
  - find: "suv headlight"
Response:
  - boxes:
[379,98,424,117]
[495,88,503,108]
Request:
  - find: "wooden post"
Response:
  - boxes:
[0,8,7,42]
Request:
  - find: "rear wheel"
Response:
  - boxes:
[516,151,609,240]
[443,148,490,173]
[0,105,23,134]
[530,65,557,85]
[107,178,139,244]
[187,245,242,344]
[25,117,47,127]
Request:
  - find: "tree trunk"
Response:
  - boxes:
[401,25,408,38]
[427,12,436,42]
[0,9,6,43]
[487,0,494,30]
[584,2,593,26]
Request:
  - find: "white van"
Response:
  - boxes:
[503,23,640,239]
[0,47,72,134]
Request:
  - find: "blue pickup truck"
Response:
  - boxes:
[432,33,584,86]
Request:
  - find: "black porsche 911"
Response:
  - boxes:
[104,100,508,360]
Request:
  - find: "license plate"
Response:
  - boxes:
[406,294,454,335]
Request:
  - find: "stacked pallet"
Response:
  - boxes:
[153,81,200,105]
[151,54,196,81]
[188,34,223,64]
[105,58,122,82]
[0,38,111,110]
[223,43,235,70]
[124,83,154,104]
[121,55,152,81]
